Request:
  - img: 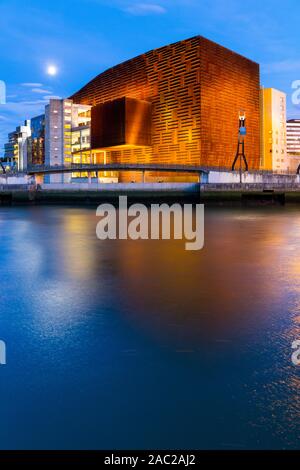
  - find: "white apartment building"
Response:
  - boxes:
[286,119,300,172]
[4,98,116,182]
[45,99,91,183]
[4,120,31,171]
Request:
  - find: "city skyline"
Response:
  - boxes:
[1,0,300,153]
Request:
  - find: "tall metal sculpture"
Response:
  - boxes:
[232,111,248,182]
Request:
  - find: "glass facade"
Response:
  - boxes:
[28,114,45,165]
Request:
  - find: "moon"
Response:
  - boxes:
[47,65,58,76]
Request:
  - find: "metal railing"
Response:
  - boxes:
[2,162,299,176]
[23,163,300,176]
[26,163,210,174]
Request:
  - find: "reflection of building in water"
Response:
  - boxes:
[61,212,97,280]
[112,210,297,347]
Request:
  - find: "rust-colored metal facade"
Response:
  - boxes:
[91,97,152,149]
[71,36,260,180]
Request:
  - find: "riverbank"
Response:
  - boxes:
[1,182,300,205]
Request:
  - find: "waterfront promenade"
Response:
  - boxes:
[0,166,300,203]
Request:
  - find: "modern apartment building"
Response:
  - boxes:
[27,114,45,166]
[4,120,31,171]
[260,88,288,172]
[286,119,300,172]
[44,99,92,183]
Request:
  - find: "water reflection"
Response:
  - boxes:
[61,212,96,279]
[0,205,299,449]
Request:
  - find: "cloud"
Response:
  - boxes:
[0,92,63,152]
[0,98,48,154]
[21,83,43,87]
[124,3,167,15]
[31,88,52,94]
[43,95,61,100]
[2,99,49,114]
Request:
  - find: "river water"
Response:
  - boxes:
[0,205,299,449]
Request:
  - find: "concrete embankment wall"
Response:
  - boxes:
[40,182,199,192]
[0,182,201,204]
[36,183,200,202]
[0,173,300,204]
[0,176,31,185]
[207,170,300,185]
[31,177,300,205]
[199,184,300,204]
[201,172,300,203]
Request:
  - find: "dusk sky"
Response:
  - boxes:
[1,0,300,153]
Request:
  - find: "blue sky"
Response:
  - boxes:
[1,0,300,154]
